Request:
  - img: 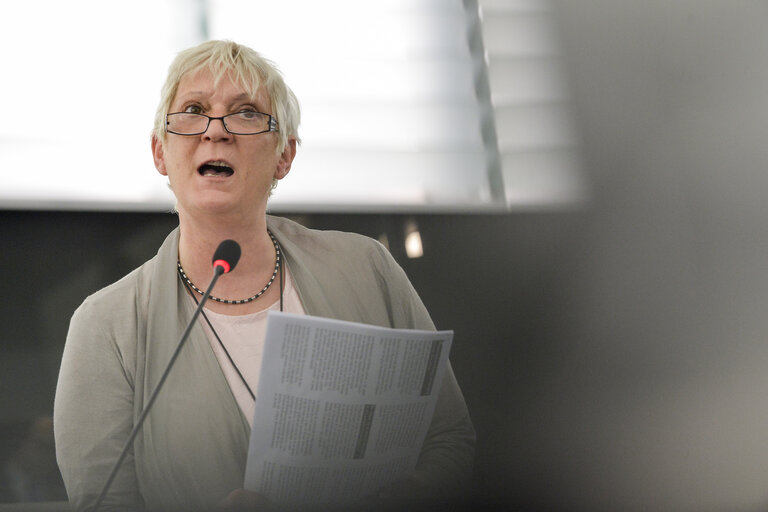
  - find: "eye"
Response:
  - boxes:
[237,109,263,120]
[237,106,264,121]
[183,104,204,114]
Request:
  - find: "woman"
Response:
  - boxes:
[54,40,475,511]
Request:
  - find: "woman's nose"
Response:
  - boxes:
[203,116,232,141]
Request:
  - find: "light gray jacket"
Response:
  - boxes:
[54,216,475,511]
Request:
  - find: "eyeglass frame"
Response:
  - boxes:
[165,111,279,136]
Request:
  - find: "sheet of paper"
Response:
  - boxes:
[244,312,453,508]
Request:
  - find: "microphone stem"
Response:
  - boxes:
[93,266,225,511]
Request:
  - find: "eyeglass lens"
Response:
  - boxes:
[168,112,272,135]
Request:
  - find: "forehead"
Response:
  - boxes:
[173,69,270,110]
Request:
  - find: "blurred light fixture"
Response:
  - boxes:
[404,220,424,259]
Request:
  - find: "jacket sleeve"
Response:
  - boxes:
[370,242,477,503]
[412,363,476,500]
[53,299,144,511]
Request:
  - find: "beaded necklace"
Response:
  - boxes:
[177,230,280,304]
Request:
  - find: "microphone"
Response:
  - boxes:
[93,240,242,511]
[212,239,241,275]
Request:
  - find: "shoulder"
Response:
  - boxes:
[70,228,177,330]
[267,215,391,267]
[268,216,432,329]
[69,255,156,340]
[268,215,381,250]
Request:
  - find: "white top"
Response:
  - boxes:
[196,268,305,426]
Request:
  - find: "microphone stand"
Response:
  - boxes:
[93,265,227,511]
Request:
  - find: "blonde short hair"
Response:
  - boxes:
[152,40,301,155]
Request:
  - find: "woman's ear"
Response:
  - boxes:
[274,138,297,181]
[151,135,168,176]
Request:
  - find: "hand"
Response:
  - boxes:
[217,488,272,511]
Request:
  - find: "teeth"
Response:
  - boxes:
[203,160,229,167]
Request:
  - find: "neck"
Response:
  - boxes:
[177,212,279,309]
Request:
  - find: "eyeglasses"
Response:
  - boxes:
[166,111,279,136]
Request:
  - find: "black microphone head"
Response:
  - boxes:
[212,240,241,274]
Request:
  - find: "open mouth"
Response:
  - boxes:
[198,161,234,177]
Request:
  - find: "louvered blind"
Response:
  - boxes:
[478,0,586,208]
[209,0,490,211]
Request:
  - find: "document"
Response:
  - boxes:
[244,312,453,508]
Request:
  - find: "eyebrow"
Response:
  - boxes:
[176,91,258,105]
